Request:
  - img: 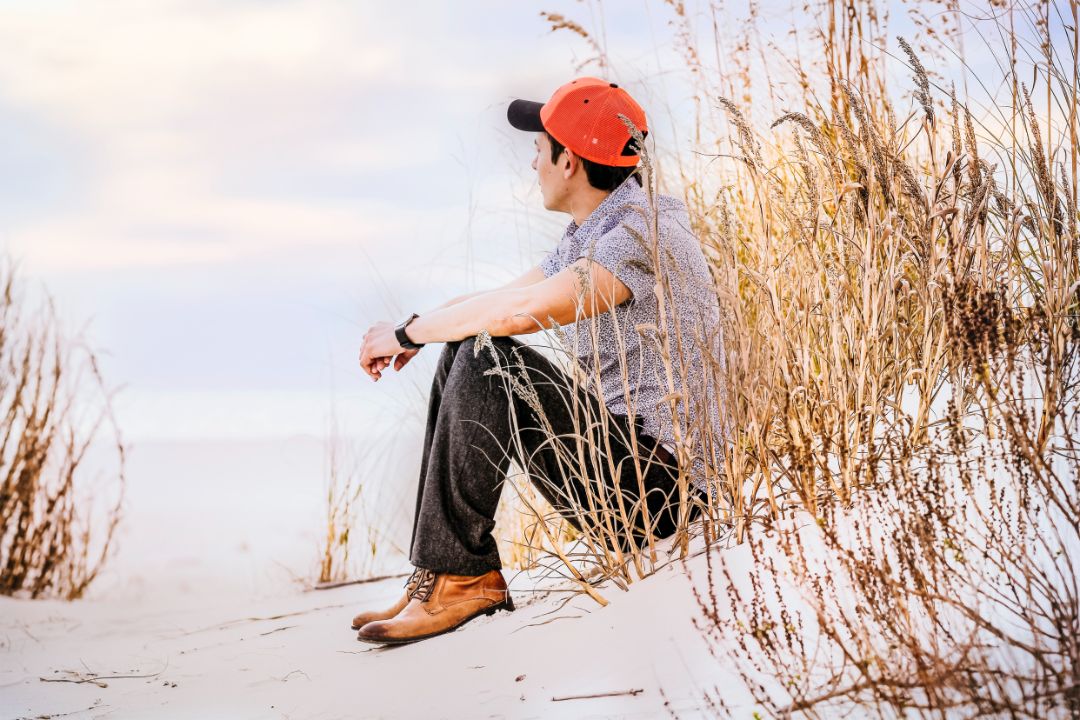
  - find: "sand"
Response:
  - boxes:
[1,438,767,719]
[1,533,765,719]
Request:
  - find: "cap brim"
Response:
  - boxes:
[507,99,545,132]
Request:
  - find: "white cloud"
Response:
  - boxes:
[0,0,648,440]
[0,0,577,276]
[7,192,441,270]
[0,2,393,125]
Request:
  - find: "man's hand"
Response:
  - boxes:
[363,346,422,381]
[359,320,412,382]
[392,346,422,371]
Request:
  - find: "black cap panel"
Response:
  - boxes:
[507,99,545,132]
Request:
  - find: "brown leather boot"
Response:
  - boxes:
[349,567,425,630]
[356,567,514,645]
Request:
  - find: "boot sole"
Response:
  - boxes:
[356,597,515,645]
[351,614,401,631]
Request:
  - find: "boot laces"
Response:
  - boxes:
[406,567,436,602]
[403,566,424,593]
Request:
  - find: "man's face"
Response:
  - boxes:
[531,132,566,211]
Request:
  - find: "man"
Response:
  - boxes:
[352,77,726,645]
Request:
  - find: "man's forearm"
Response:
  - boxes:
[406,289,527,344]
[428,291,480,312]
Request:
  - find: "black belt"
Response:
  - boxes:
[618,413,711,504]
[652,438,677,468]
[618,413,677,469]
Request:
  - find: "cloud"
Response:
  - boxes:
[0,0,642,439]
[8,191,446,270]
[0,2,392,125]
[0,0,577,277]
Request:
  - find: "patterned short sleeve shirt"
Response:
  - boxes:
[538,173,729,497]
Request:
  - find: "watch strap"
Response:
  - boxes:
[395,312,424,349]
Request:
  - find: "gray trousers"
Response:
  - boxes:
[407,334,705,576]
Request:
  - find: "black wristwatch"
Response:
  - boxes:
[394,312,425,350]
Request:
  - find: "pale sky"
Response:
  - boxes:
[0,0,1053,441]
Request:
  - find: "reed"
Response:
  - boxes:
[650,0,1074,714]
[0,255,126,600]
[475,125,727,595]
[315,407,415,586]
[539,0,1077,712]
[493,460,582,571]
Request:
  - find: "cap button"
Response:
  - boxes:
[609,83,618,88]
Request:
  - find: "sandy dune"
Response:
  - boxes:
[1,530,759,719]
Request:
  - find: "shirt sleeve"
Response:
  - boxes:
[577,218,658,306]
[540,247,561,278]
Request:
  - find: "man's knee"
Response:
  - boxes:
[456,334,519,368]
[439,340,461,367]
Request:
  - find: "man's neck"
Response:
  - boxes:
[569,186,612,226]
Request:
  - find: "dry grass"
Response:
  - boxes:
[541,0,1077,714]
[493,460,582,571]
[0,255,126,600]
[315,406,406,586]
[474,140,729,596]
[317,413,361,585]
[333,12,1074,695]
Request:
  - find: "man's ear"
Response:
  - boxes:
[561,149,579,180]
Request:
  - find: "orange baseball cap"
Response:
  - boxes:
[507,77,648,167]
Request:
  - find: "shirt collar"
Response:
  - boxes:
[566,174,646,238]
